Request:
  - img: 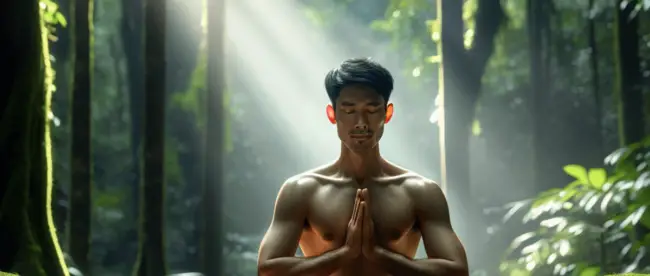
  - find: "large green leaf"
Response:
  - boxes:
[564,164,589,184]
[579,266,600,276]
[509,268,530,276]
[587,168,607,189]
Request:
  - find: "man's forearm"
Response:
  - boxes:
[373,247,468,276]
[258,246,351,276]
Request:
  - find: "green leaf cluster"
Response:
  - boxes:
[500,136,650,276]
[40,0,67,36]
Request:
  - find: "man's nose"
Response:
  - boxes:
[354,118,369,130]
[354,124,369,130]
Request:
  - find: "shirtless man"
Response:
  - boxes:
[257,58,468,276]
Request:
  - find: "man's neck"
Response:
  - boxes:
[337,143,383,183]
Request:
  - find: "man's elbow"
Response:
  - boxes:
[419,260,468,276]
[444,263,469,276]
[257,257,272,276]
[257,260,277,276]
[257,259,294,276]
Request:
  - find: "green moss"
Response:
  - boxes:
[0,1,67,275]
[171,0,233,153]
[39,5,69,276]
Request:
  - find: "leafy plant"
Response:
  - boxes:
[40,0,67,37]
[500,135,650,276]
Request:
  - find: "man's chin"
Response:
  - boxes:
[345,141,377,152]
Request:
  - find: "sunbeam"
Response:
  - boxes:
[222,0,447,259]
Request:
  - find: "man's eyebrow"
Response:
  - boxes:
[340,101,356,106]
[367,101,382,106]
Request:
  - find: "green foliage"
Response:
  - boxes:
[369,0,438,80]
[171,4,234,153]
[40,0,67,26]
[500,136,650,275]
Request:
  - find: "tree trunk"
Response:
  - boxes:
[202,0,225,274]
[120,0,144,266]
[50,0,73,244]
[133,0,167,274]
[0,1,68,275]
[527,0,554,192]
[587,0,604,157]
[68,0,93,273]
[437,0,504,268]
[614,0,648,252]
[614,0,645,145]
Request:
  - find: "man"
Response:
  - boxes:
[257,58,468,276]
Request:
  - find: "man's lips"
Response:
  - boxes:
[350,134,372,138]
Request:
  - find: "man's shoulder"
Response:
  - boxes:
[274,173,322,205]
[384,161,439,189]
[397,172,444,199]
[280,167,334,193]
[280,174,318,192]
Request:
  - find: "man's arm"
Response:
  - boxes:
[258,178,351,276]
[373,180,469,276]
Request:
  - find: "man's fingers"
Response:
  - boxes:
[361,189,370,219]
[354,190,362,219]
[362,193,372,233]
[362,188,370,206]
[351,190,360,222]
[352,191,359,221]
[357,202,365,226]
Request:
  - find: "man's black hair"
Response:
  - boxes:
[324,57,394,108]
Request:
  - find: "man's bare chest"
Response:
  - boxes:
[305,185,416,245]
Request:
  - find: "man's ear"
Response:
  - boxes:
[326,105,336,124]
[385,103,394,124]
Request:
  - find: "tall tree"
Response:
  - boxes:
[120,0,144,265]
[132,0,167,274]
[587,0,604,156]
[437,0,504,264]
[614,0,648,248]
[50,0,73,244]
[202,0,225,273]
[0,1,68,275]
[614,0,645,145]
[68,0,93,272]
[527,0,553,192]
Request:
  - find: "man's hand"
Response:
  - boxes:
[361,189,378,261]
[344,189,364,260]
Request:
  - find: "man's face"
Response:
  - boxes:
[334,85,387,153]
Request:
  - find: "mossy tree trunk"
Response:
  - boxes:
[132,0,167,274]
[0,1,69,275]
[50,0,74,244]
[68,0,93,273]
[202,0,225,274]
[437,0,504,267]
[120,0,144,266]
[614,0,645,145]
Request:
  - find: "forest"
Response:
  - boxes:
[0,0,649,275]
